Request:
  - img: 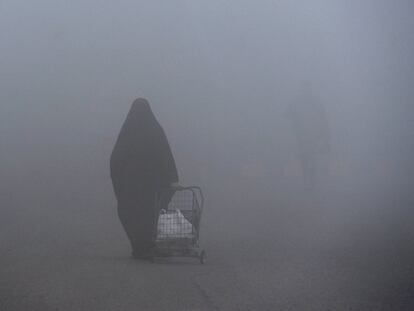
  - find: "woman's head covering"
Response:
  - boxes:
[110,98,178,201]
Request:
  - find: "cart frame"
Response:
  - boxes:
[150,186,205,263]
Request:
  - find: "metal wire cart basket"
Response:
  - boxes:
[151,186,205,263]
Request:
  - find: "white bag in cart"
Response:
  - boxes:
[157,209,193,239]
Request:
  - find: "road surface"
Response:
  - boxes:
[1,188,413,311]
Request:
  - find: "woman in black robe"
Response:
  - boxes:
[110,98,179,258]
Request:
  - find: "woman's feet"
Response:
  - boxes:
[131,249,152,260]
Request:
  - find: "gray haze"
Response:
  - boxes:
[1,1,413,310]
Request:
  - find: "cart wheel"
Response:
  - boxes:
[199,250,206,264]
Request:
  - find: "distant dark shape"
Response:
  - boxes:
[110,98,179,257]
[288,82,330,191]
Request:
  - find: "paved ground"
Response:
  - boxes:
[1,189,413,311]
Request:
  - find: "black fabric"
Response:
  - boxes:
[110,98,178,254]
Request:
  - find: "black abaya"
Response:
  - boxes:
[110,98,178,255]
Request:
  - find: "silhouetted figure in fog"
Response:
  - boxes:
[288,83,330,191]
[110,98,179,258]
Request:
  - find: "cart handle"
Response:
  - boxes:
[170,185,203,204]
[156,185,204,211]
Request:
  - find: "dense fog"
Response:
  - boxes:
[1,1,413,310]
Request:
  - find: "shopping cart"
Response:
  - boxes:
[150,186,206,264]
